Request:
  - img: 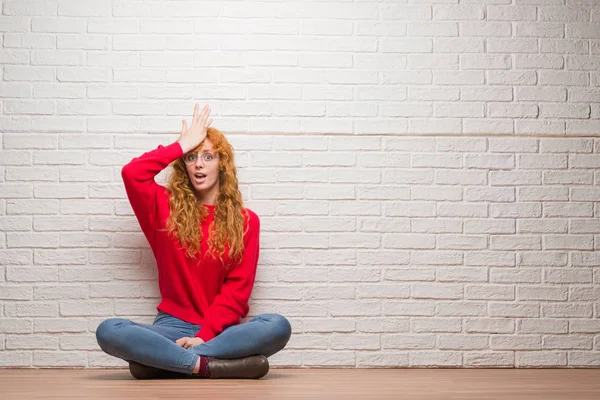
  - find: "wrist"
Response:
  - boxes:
[177,140,193,154]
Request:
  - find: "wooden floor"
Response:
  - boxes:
[2,368,600,400]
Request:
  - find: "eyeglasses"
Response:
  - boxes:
[183,152,219,165]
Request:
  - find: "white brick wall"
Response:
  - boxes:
[1,0,600,369]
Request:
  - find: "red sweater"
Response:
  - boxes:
[121,141,260,342]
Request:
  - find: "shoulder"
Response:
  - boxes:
[243,207,260,225]
[242,207,260,231]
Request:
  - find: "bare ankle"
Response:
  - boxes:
[192,357,200,374]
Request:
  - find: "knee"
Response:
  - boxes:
[265,314,292,345]
[95,318,129,348]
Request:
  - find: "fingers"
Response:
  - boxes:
[199,104,210,126]
[181,119,188,133]
[192,104,199,126]
[191,103,211,129]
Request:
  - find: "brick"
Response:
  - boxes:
[464,352,514,367]
[330,334,380,350]
[439,334,488,350]
[543,335,592,350]
[357,352,409,367]
[6,334,58,350]
[34,351,86,367]
[491,335,541,350]
[488,6,537,21]
[438,302,487,317]
[516,351,567,367]
[0,352,31,367]
[569,352,600,367]
[303,351,355,367]
[304,319,355,333]
[461,22,511,37]
[488,38,538,53]
[382,334,434,350]
[356,318,409,333]
[465,318,514,334]
[466,284,515,300]
[384,301,435,316]
[518,286,568,301]
[410,351,462,367]
[520,319,568,335]
[489,303,540,318]
[0,319,33,334]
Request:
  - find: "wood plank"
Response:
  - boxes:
[2,368,600,400]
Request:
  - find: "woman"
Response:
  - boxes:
[95,104,292,379]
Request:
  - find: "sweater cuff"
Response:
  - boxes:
[195,325,217,342]
[167,141,184,158]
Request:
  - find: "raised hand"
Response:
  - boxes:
[177,104,213,153]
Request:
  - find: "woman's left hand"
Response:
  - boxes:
[175,336,205,349]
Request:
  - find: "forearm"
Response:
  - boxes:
[177,139,195,154]
[121,142,184,245]
[122,142,183,180]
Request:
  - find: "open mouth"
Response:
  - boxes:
[194,173,207,182]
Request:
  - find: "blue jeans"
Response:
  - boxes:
[95,310,292,375]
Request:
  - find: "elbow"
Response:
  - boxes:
[121,164,133,182]
[121,165,138,190]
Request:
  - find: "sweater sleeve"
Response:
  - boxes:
[195,212,260,342]
[121,141,184,249]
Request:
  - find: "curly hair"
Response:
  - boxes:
[163,127,247,268]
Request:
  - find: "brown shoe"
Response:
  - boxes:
[207,355,269,379]
[128,361,187,380]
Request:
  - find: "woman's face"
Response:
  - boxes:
[184,139,220,197]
